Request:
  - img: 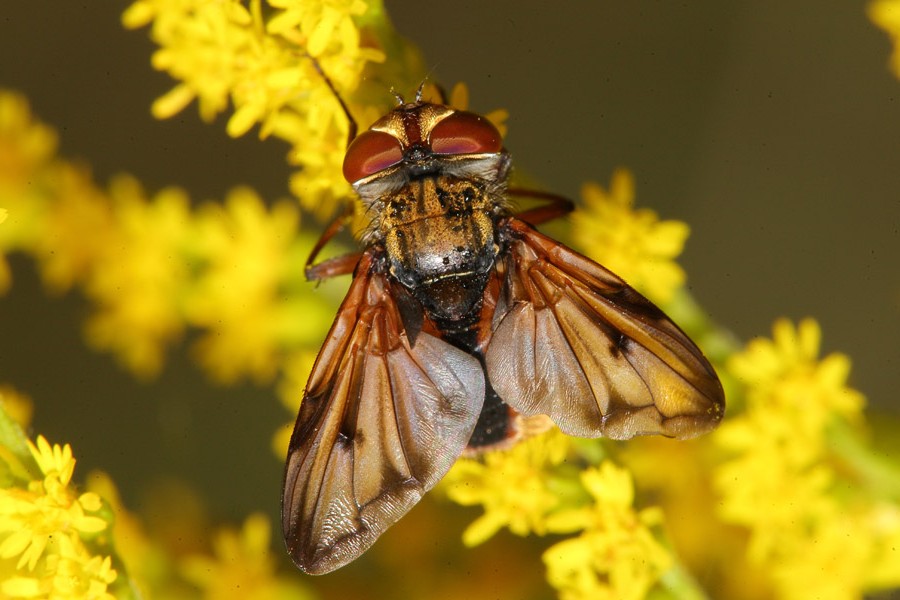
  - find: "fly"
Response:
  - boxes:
[281,79,725,575]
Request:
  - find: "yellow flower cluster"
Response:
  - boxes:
[542,463,673,600]
[85,469,317,599]
[0,435,116,599]
[870,0,900,78]
[443,428,572,546]
[0,90,336,389]
[0,91,60,294]
[122,0,419,218]
[715,318,900,598]
[571,168,689,306]
[180,513,312,600]
[182,189,329,384]
[0,394,316,599]
[443,431,681,599]
[82,177,193,377]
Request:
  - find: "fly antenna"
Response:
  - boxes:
[390,87,405,106]
[391,78,430,106]
[307,55,358,149]
[414,79,427,103]
[417,65,447,103]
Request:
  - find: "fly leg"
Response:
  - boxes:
[507,187,574,226]
[305,205,362,281]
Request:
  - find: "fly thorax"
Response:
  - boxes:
[382,176,500,322]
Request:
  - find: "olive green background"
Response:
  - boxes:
[0,0,898,531]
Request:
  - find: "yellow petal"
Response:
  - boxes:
[151,84,196,120]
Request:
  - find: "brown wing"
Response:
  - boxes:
[484,218,724,441]
[282,250,485,575]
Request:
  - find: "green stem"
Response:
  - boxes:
[651,520,711,600]
[830,418,900,502]
[0,397,39,481]
[658,560,711,600]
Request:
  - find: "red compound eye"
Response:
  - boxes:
[429,111,502,155]
[342,130,404,183]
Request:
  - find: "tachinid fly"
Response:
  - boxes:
[282,84,725,575]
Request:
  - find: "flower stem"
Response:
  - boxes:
[830,418,900,502]
[0,398,39,480]
[658,560,711,600]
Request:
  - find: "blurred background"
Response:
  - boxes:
[0,1,898,593]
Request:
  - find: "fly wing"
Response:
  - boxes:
[485,218,724,441]
[282,251,485,574]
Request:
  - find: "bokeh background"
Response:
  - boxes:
[1,1,898,592]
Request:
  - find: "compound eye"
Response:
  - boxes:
[429,111,502,155]
[342,130,404,183]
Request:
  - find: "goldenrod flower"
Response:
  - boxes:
[0,89,58,221]
[0,91,59,294]
[180,513,311,600]
[443,432,683,598]
[123,0,403,219]
[715,318,900,598]
[0,91,58,193]
[124,0,285,125]
[185,188,305,384]
[0,89,336,384]
[720,318,863,472]
[2,535,118,600]
[442,429,572,546]
[869,0,900,78]
[82,176,192,378]
[542,462,672,600]
[0,91,117,297]
[35,164,117,294]
[0,435,117,599]
[571,168,689,305]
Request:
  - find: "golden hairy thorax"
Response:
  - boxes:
[380,175,499,285]
[374,174,502,324]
